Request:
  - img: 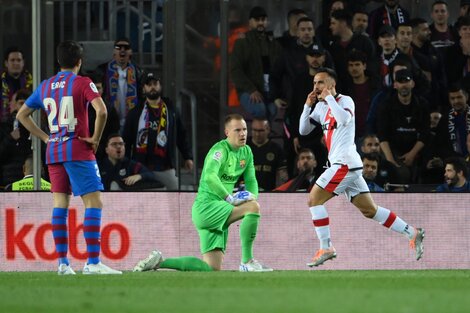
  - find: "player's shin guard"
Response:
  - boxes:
[373,206,416,239]
[52,208,69,265]
[160,257,213,271]
[310,205,332,249]
[240,213,260,263]
[84,208,102,264]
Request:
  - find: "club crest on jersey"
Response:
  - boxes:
[239,159,246,168]
[213,151,222,161]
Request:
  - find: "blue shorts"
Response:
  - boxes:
[49,160,104,196]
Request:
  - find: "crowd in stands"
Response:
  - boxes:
[2,0,470,193]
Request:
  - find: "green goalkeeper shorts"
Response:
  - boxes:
[192,198,233,254]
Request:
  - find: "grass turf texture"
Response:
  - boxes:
[0,270,468,313]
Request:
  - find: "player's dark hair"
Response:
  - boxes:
[347,50,367,64]
[410,18,428,29]
[362,152,381,163]
[331,9,352,28]
[448,82,465,94]
[353,9,368,17]
[287,8,306,21]
[56,40,83,69]
[225,113,244,126]
[3,46,24,62]
[297,17,314,27]
[445,157,468,178]
[316,67,338,82]
[298,147,315,158]
[106,133,123,145]
[432,1,448,10]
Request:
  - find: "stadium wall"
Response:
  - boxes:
[0,192,469,271]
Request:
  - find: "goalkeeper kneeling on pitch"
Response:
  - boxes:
[133,114,273,272]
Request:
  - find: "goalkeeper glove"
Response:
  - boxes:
[225,190,255,206]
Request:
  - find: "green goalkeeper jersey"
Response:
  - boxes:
[195,139,258,201]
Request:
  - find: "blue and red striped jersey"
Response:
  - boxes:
[25,71,101,164]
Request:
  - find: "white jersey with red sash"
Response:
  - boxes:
[25,71,100,164]
[300,94,362,169]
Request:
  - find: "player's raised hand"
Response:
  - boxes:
[305,90,317,107]
[78,136,99,153]
[320,87,332,101]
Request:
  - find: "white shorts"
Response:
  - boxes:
[315,164,369,201]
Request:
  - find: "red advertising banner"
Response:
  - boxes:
[1,192,469,271]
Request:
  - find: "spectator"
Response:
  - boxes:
[419,109,454,184]
[230,6,282,120]
[445,16,470,85]
[122,72,193,190]
[98,133,162,191]
[0,88,32,188]
[286,46,329,179]
[376,25,399,87]
[368,0,410,40]
[274,148,317,192]
[277,8,307,49]
[459,0,470,18]
[88,73,120,162]
[360,134,399,188]
[316,0,347,48]
[203,4,248,107]
[247,118,287,191]
[352,9,369,36]
[96,37,143,131]
[270,17,333,112]
[429,1,458,52]
[377,69,431,183]
[410,18,447,111]
[446,84,470,156]
[344,50,380,139]
[327,9,377,90]
[435,157,470,192]
[1,46,32,122]
[367,54,431,134]
[362,152,385,192]
[5,156,51,191]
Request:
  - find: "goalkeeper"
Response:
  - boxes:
[134,114,273,272]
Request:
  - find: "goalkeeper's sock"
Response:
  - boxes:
[240,213,260,263]
[309,205,332,249]
[52,208,69,265]
[84,208,102,265]
[373,206,416,239]
[160,257,213,271]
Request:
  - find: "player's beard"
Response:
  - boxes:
[146,90,161,100]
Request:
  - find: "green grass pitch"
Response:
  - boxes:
[1,270,469,313]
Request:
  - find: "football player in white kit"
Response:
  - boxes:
[299,67,425,267]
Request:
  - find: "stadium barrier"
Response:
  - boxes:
[1,192,468,271]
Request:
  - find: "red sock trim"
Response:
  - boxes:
[383,211,397,228]
[313,217,330,227]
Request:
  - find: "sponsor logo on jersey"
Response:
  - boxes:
[221,173,237,182]
[213,151,222,161]
[266,153,274,161]
[239,159,246,168]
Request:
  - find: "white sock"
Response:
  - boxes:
[373,206,416,239]
[309,205,332,249]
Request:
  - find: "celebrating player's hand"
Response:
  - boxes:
[305,91,317,107]
[320,87,332,101]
